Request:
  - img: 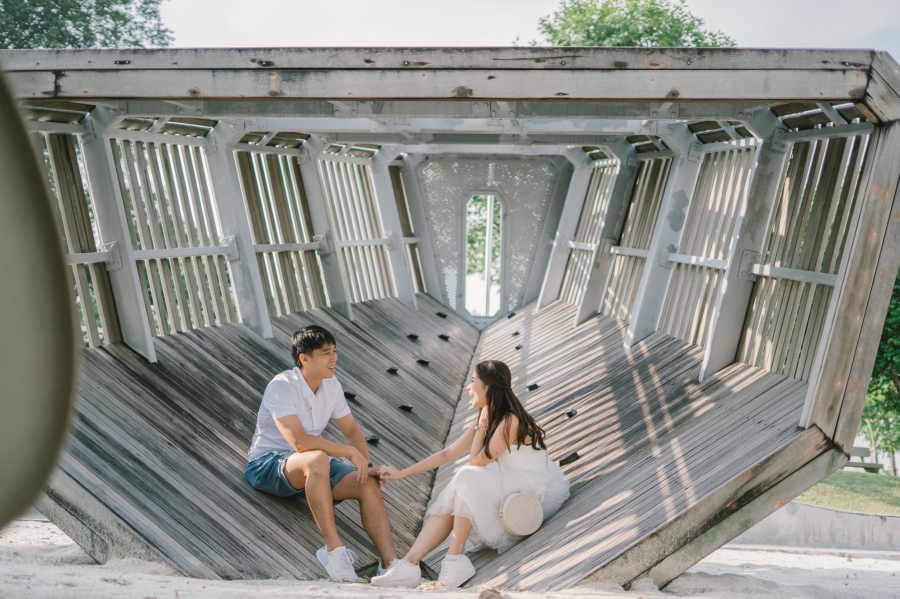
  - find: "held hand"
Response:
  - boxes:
[349,449,369,484]
[368,466,386,487]
[377,465,404,481]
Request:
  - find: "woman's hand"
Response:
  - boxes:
[478,407,490,426]
[377,464,405,481]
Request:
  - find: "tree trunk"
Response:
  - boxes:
[891,451,898,477]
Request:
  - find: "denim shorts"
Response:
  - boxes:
[245,450,357,499]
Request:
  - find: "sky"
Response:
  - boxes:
[159,0,900,60]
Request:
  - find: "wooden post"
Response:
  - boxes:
[205,123,273,338]
[625,125,702,347]
[574,141,640,326]
[700,112,788,380]
[399,154,443,302]
[298,136,354,320]
[803,122,900,448]
[524,156,572,306]
[370,151,418,309]
[80,107,157,362]
[536,149,593,309]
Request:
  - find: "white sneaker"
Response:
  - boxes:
[370,558,423,587]
[437,555,476,589]
[376,559,396,576]
[316,545,359,582]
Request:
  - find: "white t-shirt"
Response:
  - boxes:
[247,367,351,462]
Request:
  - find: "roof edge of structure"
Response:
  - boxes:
[0,46,880,72]
[866,51,900,121]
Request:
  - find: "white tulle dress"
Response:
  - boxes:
[425,444,570,553]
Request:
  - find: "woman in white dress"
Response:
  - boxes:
[371,360,569,589]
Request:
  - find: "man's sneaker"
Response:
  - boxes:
[370,558,423,587]
[437,554,476,589]
[316,545,359,582]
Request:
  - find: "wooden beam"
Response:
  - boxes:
[645,445,847,588]
[370,153,418,308]
[626,125,702,347]
[526,156,572,306]
[0,48,875,72]
[536,150,593,309]
[398,155,443,302]
[701,115,789,380]
[864,51,900,122]
[296,136,354,320]
[86,99,773,122]
[803,122,900,447]
[6,69,869,103]
[832,126,900,450]
[205,123,273,338]
[575,142,640,325]
[79,107,157,362]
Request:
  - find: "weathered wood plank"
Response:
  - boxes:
[0,48,875,72]
[6,69,869,102]
[645,443,847,588]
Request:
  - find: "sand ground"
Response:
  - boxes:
[2,519,899,599]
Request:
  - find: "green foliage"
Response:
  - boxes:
[861,275,900,473]
[536,0,736,48]
[466,195,501,284]
[0,0,173,49]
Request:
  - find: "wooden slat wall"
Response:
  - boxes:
[319,159,396,303]
[40,294,478,579]
[738,134,872,380]
[111,138,239,334]
[426,301,809,591]
[235,151,327,315]
[602,159,671,321]
[659,148,756,346]
[38,132,121,347]
[559,163,618,305]
[389,165,427,294]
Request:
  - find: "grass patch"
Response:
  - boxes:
[796,470,900,516]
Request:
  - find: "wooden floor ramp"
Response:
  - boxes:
[426,301,843,591]
[37,294,478,579]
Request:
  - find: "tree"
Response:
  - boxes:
[862,274,900,475]
[0,0,173,49]
[536,0,736,48]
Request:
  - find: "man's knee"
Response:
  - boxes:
[304,450,330,475]
[287,450,329,479]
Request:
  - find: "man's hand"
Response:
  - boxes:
[348,449,369,484]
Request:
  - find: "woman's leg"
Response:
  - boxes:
[447,515,473,555]
[403,514,453,565]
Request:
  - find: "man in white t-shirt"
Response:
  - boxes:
[245,325,397,581]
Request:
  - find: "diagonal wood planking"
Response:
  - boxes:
[40,293,477,579]
[426,301,811,591]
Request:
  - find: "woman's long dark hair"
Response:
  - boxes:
[477,360,546,459]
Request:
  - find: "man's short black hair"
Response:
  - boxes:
[290,326,336,367]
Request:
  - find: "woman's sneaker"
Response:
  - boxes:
[437,554,476,589]
[370,559,423,587]
[316,545,359,582]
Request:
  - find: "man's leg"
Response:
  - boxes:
[332,474,398,565]
[283,450,343,551]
